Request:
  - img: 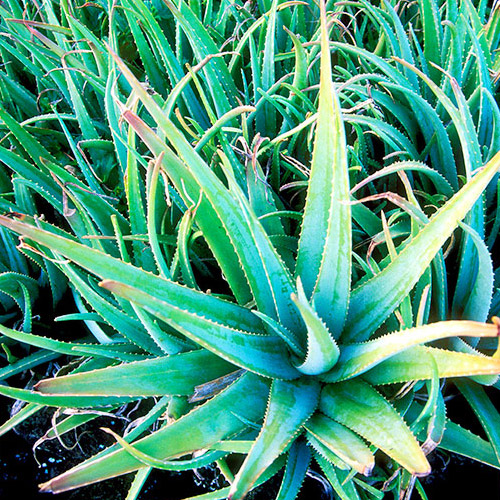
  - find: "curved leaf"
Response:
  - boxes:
[229,378,320,499]
[362,345,500,385]
[305,413,374,475]
[320,380,430,476]
[323,320,499,382]
[40,373,269,493]
[100,280,300,380]
[292,279,339,375]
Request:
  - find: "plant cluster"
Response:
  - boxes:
[1,0,500,499]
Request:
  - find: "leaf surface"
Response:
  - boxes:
[34,350,236,397]
[295,0,351,337]
[320,380,430,475]
[229,378,320,499]
[40,373,269,493]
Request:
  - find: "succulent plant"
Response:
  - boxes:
[1,1,500,499]
[1,3,500,499]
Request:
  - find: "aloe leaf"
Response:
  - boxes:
[305,414,374,475]
[0,350,59,381]
[344,151,500,342]
[0,402,42,437]
[351,161,454,199]
[146,153,172,279]
[323,320,499,382]
[0,272,38,308]
[229,377,320,500]
[126,469,151,500]
[285,27,307,94]
[295,0,351,338]
[292,279,340,375]
[307,435,349,471]
[365,0,419,91]
[210,441,254,454]
[456,379,500,463]
[362,345,500,385]
[122,6,167,98]
[320,380,430,476]
[176,206,198,289]
[100,280,300,380]
[34,350,235,397]
[0,322,145,362]
[418,0,443,82]
[251,310,304,357]
[430,418,500,469]
[0,215,263,334]
[276,441,311,500]
[0,384,138,408]
[381,81,458,190]
[0,103,57,167]
[101,427,226,470]
[395,56,482,176]
[39,373,268,493]
[315,455,361,500]
[36,412,102,447]
[163,0,236,117]
[57,263,162,353]
[255,0,277,134]
[452,222,494,322]
[113,69,299,326]
[123,100,155,272]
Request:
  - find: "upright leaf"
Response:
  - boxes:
[295,0,351,338]
[229,378,320,499]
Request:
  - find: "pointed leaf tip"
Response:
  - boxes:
[292,279,340,375]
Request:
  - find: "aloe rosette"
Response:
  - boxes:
[1,1,500,499]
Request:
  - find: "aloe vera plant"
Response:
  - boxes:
[1,0,500,499]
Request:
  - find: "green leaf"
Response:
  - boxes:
[295,0,351,338]
[164,0,237,117]
[345,151,500,342]
[452,223,494,322]
[292,279,339,375]
[323,320,499,382]
[34,350,236,397]
[40,373,269,493]
[456,379,500,463]
[100,280,300,380]
[229,377,320,499]
[0,384,138,408]
[255,0,277,134]
[437,419,500,469]
[0,402,42,437]
[418,0,443,82]
[276,441,311,500]
[305,413,374,475]
[320,380,430,476]
[315,455,361,500]
[0,351,59,381]
[0,322,146,362]
[363,345,500,385]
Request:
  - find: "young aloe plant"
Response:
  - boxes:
[1,1,500,499]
